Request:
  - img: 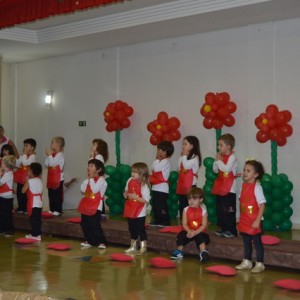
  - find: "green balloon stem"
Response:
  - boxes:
[271,141,278,176]
[115,130,121,167]
[216,129,222,153]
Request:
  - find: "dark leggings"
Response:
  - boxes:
[242,232,264,262]
[127,217,147,241]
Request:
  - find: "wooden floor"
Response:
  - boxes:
[13,211,300,270]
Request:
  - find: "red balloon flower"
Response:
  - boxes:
[200,92,237,129]
[103,100,134,132]
[255,104,293,146]
[147,111,181,145]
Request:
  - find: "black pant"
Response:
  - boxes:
[81,210,106,245]
[17,183,27,212]
[152,191,170,225]
[0,197,14,233]
[30,207,42,236]
[48,181,64,213]
[176,230,210,248]
[241,232,264,262]
[127,217,147,241]
[216,192,237,235]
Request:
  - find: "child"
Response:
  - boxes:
[0,144,15,166]
[89,138,109,216]
[22,162,43,241]
[171,187,210,262]
[77,159,107,248]
[150,141,174,226]
[0,155,16,236]
[0,125,19,158]
[212,133,238,238]
[14,138,37,213]
[123,162,151,254]
[236,160,266,273]
[90,138,109,163]
[45,136,65,216]
[176,136,202,219]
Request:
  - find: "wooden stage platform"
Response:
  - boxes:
[13,211,300,270]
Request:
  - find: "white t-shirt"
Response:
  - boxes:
[151,158,170,193]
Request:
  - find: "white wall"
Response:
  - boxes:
[1,18,300,225]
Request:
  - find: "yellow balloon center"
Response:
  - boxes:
[262,118,268,125]
[105,112,110,117]
[157,125,162,130]
[204,104,212,113]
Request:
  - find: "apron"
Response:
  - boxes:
[14,165,29,184]
[149,171,168,185]
[123,179,144,218]
[176,163,197,195]
[26,189,42,216]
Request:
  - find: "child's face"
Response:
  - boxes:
[51,140,61,152]
[156,148,167,160]
[87,163,100,178]
[131,169,140,180]
[91,142,98,154]
[23,143,34,155]
[182,139,193,153]
[243,164,258,183]
[218,140,231,155]
[188,195,202,208]
[2,149,9,156]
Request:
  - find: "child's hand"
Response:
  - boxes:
[45,148,53,156]
[123,192,128,199]
[252,219,260,229]
[215,152,222,161]
[127,193,136,200]
[186,230,195,238]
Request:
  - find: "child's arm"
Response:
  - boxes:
[22,180,29,194]
[181,155,199,170]
[64,177,78,188]
[252,203,265,229]
[213,154,237,173]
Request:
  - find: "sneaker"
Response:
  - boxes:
[199,250,210,262]
[17,210,24,214]
[171,249,184,259]
[215,230,223,236]
[25,234,41,241]
[222,231,235,238]
[236,259,253,270]
[80,241,92,248]
[101,214,106,220]
[98,243,107,249]
[52,211,61,216]
[251,262,265,273]
[4,232,14,237]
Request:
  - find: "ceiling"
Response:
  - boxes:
[1,0,300,63]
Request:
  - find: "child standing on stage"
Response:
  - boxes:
[171,187,210,262]
[123,162,151,254]
[45,136,65,216]
[78,159,107,248]
[236,160,266,273]
[15,138,37,214]
[176,136,201,219]
[150,141,174,226]
[212,133,238,238]
[22,162,43,241]
[0,155,16,236]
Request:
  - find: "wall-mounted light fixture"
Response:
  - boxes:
[45,90,53,107]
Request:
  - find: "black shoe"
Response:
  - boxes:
[199,250,209,262]
[215,230,223,236]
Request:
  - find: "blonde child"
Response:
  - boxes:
[15,138,37,214]
[123,162,151,254]
[212,133,238,238]
[150,141,174,226]
[171,187,210,262]
[22,162,43,241]
[45,136,65,216]
[236,160,266,273]
[0,155,16,236]
[77,159,107,248]
[176,136,202,219]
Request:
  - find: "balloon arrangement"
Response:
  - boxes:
[165,171,180,219]
[103,100,134,132]
[200,92,237,129]
[255,104,294,231]
[103,100,134,216]
[200,91,237,223]
[147,111,181,145]
[255,104,293,146]
[105,164,132,215]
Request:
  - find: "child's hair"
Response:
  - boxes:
[219,133,235,149]
[187,187,204,201]
[245,160,265,181]
[1,144,15,157]
[2,155,16,170]
[88,159,105,176]
[30,162,42,177]
[157,141,174,157]
[184,136,202,167]
[53,136,65,149]
[92,139,109,163]
[24,138,37,150]
[131,162,150,187]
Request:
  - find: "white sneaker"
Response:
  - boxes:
[52,211,61,216]
[251,262,265,273]
[25,234,41,241]
[80,241,92,248]
[98,243,107,249]
[235,259,253,270]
